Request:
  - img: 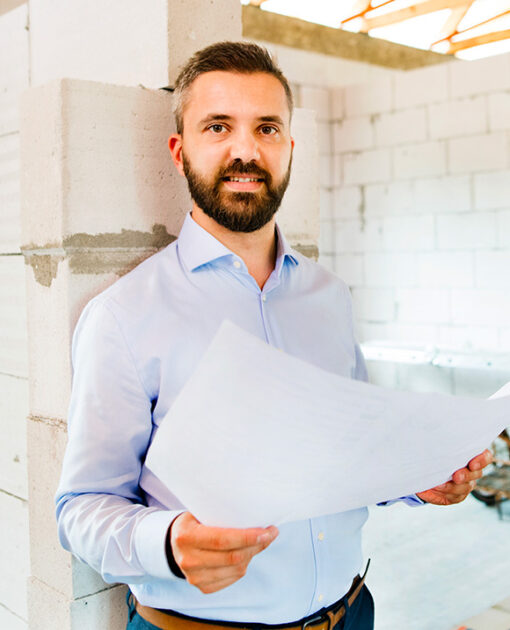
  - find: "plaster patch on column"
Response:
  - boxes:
[292,243,319,260]
[24,254,64,288]
[63,224,176,250]
[28,414,67,431]
[68,249,164,276]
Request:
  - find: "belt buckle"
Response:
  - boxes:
[302,613,330,630]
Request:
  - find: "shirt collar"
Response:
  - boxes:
[177,212,299,274]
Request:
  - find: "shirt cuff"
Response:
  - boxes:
[377,494,426,507]
[134,509,186,580]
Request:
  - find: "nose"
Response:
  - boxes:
[228,128,260,163]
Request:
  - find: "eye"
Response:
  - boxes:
[207,123,227,134]
[259,125,278,136]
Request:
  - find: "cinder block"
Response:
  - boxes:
[428,96,487,140]
[414,175,471,214]
[344,77,393,118]
[450,54,510,99]
[374,108,427,147]
[474,170,510,210]
[320,188,333,221]
[0,255,28,378]
[393,141,446,179]
[0,133,22,254]
[498,210,510,247]
[395,288,450,324]
[29,0,241,88]
[335,218,384,253]
[333,117,373,153]
[20,79,188,248]
[475,252,510,289]
[0,493,29,619]
[394,63,449,109]
[0,4,29,135]
[488,92,510,131]
[332,186,362,220]
[317,121,332,155]
[448,133,508,174]
[436,212,497,250]
[317,253,335,274]
[335,254,364,287]
[331,154,342,188]
[0,605,26,630]
[28,577,70,629]
[299,85,331,121]
[364,181,414,216]
[319,155,334,188]
[452,289,510,326]
[438,325,499,351]
[351,287,395,322]
[0,373,28,500]
[330,86,344,121]
[279,108,320,248]
[319,219,335,254]
[383,215,435,251]
[343,149,391,185]
[364,253,417,288]
[418,252,473,288]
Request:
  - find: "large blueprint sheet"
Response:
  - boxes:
[146,321,510,528]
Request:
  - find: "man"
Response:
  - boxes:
[56,42,491,630]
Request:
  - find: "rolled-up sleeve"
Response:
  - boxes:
[55,299,183,584]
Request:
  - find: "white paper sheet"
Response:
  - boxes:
[146,321,510,528]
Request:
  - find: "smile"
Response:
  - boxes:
[223,176,264,182]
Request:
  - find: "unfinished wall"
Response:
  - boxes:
[319,53,510,396]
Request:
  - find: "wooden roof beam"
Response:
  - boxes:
[341,0,394,25]
[433,8,510,46]
[447,28,510,54]
[360,0,472,33]
[439,2,473,40]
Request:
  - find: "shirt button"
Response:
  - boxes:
[318,532,325,541]
[318,594,324,602]
[233,261,241,269]
[261,294,267,302]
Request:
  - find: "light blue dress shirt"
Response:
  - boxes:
[56,212,421,624]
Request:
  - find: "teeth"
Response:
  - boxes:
[228,177,260,182]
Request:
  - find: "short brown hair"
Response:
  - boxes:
[172,41,293,134]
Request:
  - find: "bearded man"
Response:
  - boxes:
[56,42,491,630]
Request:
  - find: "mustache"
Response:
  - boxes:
[218,160,270,181]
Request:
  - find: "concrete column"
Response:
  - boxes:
[20,70,318,627]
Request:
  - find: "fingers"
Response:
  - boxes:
[468,449,493,471]
[170,512,279,594]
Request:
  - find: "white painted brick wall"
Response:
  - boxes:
[475,252,510,289]
[331,186,362,219]
[333,117,373,153]
[335,218,384,253]
[448,133,508,174]
[393,141,446,179]
[318,121,333,155]
[488,93,510,131]
[498,210,510,247]
[0,256,28,378]
[0,133,21,253]
[351,287,395,322]
[474,170,510,210]
[396,288,450,324]
[0,374,28,500]
[299,85,331,121]
[428,96,487,140]
[364,181,414,216]
[383,215,435,250]
[330,86,344,121]
[436,213,497,250]
[438,326,499,351]
[450,53,510,99]
[374,107,427,147]
[394,63,449,109]
[0,605,27,630]
[344,77,393,117]
[452,289,510,326]
[343,149,391,184]
[335,254,364,287]
[0,493,29,620]
[414,175,472,214]
[418,252,474,288]
[364,253,417,287]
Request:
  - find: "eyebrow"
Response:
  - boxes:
[198,114,285,126]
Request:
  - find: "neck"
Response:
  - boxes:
[191,205,277,290]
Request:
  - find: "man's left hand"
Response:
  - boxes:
[416,449,493,505]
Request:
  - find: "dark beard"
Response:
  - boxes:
[182,154,292,233]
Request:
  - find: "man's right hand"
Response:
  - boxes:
[170,512,279,594]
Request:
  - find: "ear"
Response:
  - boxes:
[168,134,185,177]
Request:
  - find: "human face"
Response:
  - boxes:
[169,71,294,233]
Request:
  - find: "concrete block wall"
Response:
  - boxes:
[320,53,510,396]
